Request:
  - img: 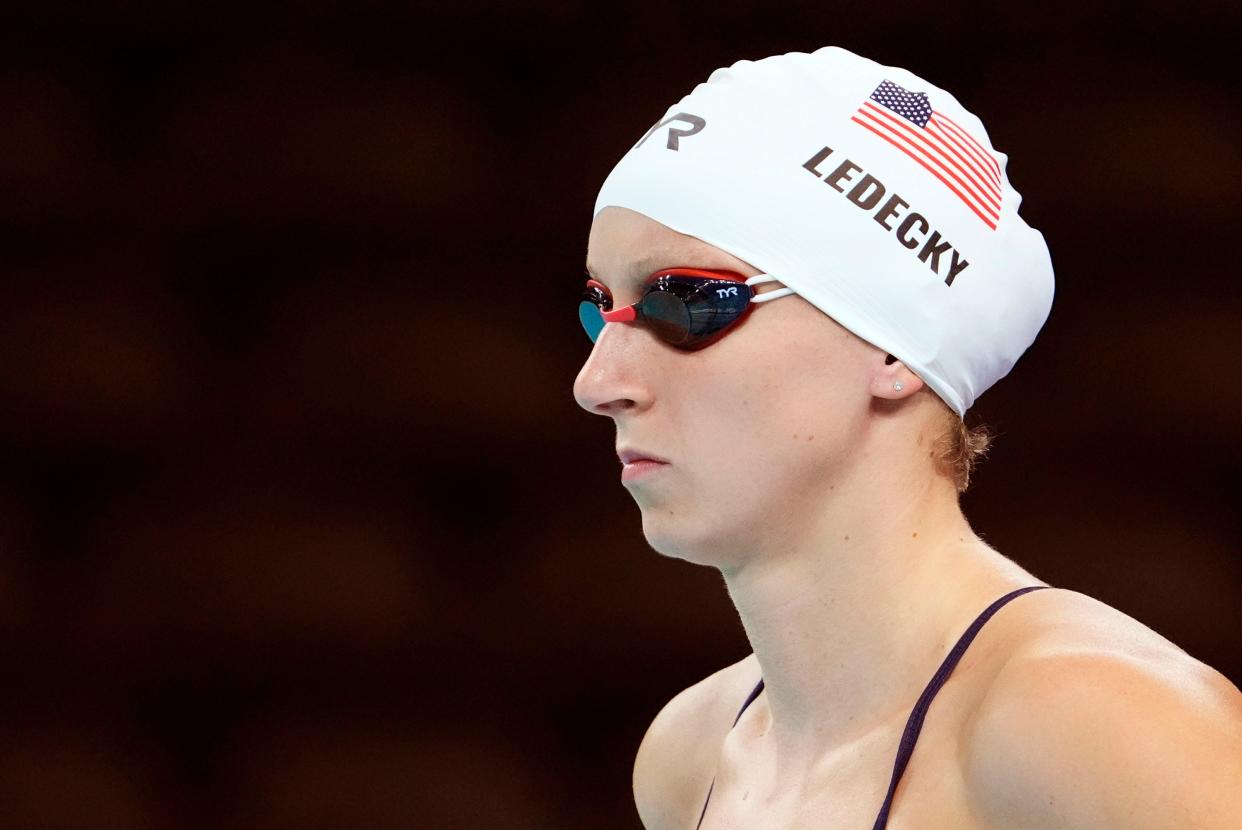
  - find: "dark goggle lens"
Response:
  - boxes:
[679,282,748,345]
[641,289,694,345]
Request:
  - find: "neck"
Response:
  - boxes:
[720,449,1039,778]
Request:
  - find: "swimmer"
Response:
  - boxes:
[573,46,1242,829]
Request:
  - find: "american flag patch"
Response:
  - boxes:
[852,80,1003,230]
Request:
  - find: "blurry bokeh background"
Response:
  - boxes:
[1,3,1238,828]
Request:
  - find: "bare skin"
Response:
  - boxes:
[574,207,1242,829]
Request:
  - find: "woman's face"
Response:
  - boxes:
[574,207,884,567]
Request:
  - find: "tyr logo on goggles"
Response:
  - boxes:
[578,267,795,349]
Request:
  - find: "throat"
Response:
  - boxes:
[724,529,1038,759]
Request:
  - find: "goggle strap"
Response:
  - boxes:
[751,287,796,303]
[745,274,797,303]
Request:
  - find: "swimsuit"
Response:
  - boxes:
[695,585,1053,829]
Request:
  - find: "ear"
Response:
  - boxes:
[869,353,924,401]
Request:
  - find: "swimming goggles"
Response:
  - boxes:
[579,267,796,350]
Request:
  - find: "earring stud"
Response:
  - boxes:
[893,381,904,392]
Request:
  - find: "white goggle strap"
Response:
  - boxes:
[745,273,797,303]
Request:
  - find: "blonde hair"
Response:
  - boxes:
[930,400,993,494]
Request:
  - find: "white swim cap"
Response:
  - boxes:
[593,45,1054,417]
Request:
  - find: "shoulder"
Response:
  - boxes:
[632,653,761,830]
[964,589,1242,829]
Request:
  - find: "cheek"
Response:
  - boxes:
[679,364,851,485]
[664,302,870,480]
[721,352,866,476]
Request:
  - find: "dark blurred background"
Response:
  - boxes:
[1,2,1238,828]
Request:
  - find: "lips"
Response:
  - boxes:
[617,448,669,465]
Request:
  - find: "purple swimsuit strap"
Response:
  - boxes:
[694,585,1054,830]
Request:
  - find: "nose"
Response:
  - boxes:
[572,321,656,417]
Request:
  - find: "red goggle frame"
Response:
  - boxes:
[579,267,778,349]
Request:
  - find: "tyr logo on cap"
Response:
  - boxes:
[635,112,707,150]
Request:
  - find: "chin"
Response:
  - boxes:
[637,510,691,558]
[639,510,740,568]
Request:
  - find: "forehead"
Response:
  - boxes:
[585,207,757,289]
